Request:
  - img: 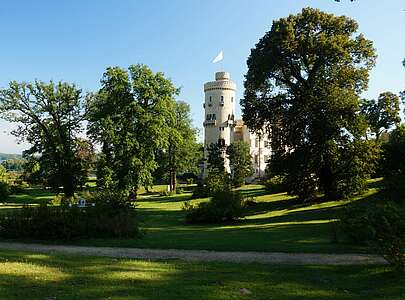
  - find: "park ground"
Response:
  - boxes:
[0,179,404,299]
[0,250,404,300]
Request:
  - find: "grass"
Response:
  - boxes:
[0,181,384,253]
[0,250,404,300]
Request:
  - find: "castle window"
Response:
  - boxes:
[231,97,234,103]
[218,138,226,147]
[220,96,224,106]
[209,96,212,102]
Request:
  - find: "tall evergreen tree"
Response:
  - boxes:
[227,141,254,187]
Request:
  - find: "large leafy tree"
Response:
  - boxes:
[227,141,254,187]
[242,8,377,201]
[0,81,87,197]
[361,92,401,140]
[87,64,177,199]
[154,101,200,192]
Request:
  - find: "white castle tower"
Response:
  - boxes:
[203,71,236,175]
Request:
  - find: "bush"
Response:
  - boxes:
[10,181,29,194]
[0,190,140,240]
[0,181,11,199]
[384,174,405,202]
[184,190,246,224]
[176,188,184,194]
[191,181,207,199]
[340,202,405,270]
[205,171,231,196]
[264,175,286,194]
[159,190,176,197]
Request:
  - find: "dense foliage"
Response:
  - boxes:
[382,125,405,200]
[0,190,139,240]
[227,141,254,187]
[87,65,177,198]
[242,8,377,201]
[361,92,401,140]
[154,101,200,192]
[340,202,405,270]
[184,190,246,224]
[264,175,287,194]
[0,81,88,197]
[204,143,231,195]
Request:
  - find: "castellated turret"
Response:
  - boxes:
[203,71,236,175]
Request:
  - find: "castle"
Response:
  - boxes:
[203,71,271,179]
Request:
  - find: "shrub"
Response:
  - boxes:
[191,181,207,199]
[340,202,405,270]
[50,194,77,206]
[264,175,286,194]
[0,181,11,200]
[184,190,246,224]
[384,174,405,202]
[0,190,140,240]
[205,171,231,196]
[176,188,184,194]
[159,190,176,197]
[9,181,29,194]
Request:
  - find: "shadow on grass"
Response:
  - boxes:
[0,250,403,300]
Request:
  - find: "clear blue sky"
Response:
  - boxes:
[1,0,404,153]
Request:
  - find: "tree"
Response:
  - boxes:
[205,143,230,195]
[242,8,377,201]
[1,158,25,172]
[361,92,401,140]
[0,165,7,182]
[87,64,177,199]
[154,101,200,192]
[382,124,405,200]
[227,141,254,187]
[0,81,87,197]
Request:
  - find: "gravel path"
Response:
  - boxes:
[0,242,387,265]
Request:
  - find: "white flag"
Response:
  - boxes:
[212,50,223,63]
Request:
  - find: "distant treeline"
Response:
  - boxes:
[0,153,22,161]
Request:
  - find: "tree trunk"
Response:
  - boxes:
[319,164,339,200]
[169,170,176,192]
[172,171,176,192]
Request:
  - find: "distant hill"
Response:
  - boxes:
[0,153,22,161]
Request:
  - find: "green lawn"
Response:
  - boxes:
[0,181,384,253]
[0,250,403,300]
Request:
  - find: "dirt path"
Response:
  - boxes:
[0,242,387,265]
